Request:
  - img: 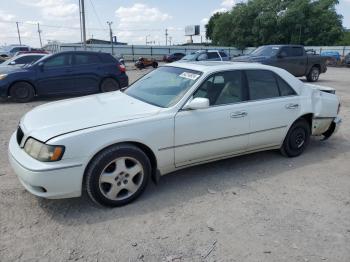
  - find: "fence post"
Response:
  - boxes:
[151,46,153,59]
[132,45,135,62]
[343,46,345,57]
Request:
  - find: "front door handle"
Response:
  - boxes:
[285,103,299,109]
[231,111,248,118]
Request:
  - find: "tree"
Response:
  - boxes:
[205,12,224,40]
[207,0,344,48]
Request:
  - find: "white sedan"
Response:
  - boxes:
[8,62,341,207]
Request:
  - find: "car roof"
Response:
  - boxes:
[56,51,109,55]
[166,61,279,73]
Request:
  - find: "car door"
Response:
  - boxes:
[72,53,102,93]
[174,70,250,167]
[35,53,75,95]
[275,47,307,76]
[244,70,300,150]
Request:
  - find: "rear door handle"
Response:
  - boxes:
[230,111,248,118]
[285,103,299,109]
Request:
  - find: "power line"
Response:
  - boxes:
[88,0,104,30]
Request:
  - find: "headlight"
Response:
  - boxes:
[24,138,65,162]
[0,74,8,80]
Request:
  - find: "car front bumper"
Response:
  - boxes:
[8,133,85,199]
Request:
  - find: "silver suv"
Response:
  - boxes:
[181,50,231,62]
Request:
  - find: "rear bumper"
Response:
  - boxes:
[118,74,129,88]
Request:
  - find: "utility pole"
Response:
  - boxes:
[165,28,168,46]
[107,21,114,55]
[80,0,87,50]
[16,22,22,45]
[37,23,42,48]
[168,36,172,46]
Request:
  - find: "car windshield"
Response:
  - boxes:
[125,66,202,108]
[250,46,280,57]
[181,53,197,60]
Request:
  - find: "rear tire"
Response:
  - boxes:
[85,144,151,207]
[10,82,35,103]
[100,78,120,93]
[306,66,320,82]
[281,119,311,157]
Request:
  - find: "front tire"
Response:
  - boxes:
[306,66,320,82]
[10,82,35,102]
[100,78,120,93]
[85,144,151,207]
[281,119,311,157]
[152,62,158,68]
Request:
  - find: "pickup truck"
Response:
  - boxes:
[232,45,328,82]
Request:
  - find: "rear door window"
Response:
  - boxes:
[290,47,303,56]
[219,52,228,57]
[207,52,220,59]
[74,54,101,65]
[246,70,280,100]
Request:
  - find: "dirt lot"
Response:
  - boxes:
[0,67,349,262]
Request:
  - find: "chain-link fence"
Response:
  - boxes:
[45,43,350,62]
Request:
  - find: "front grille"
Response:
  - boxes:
[16,126,24,146]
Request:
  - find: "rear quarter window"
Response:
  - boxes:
[100,54,118,63]
[276,75,297,96]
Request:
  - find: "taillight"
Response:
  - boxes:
[118,64,126,73]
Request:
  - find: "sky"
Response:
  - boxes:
[0,0,349,47]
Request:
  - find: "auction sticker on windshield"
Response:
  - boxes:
[179,72,200,81]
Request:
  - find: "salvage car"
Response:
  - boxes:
[9,62,341,207]
[135,57,158,69]
[0,51,128,102]
[232,45,328,82]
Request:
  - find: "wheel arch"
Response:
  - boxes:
[8,80,37,96]
[83,141,158,187]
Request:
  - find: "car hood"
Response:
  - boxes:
[0,65,29,74]
[20,91,162,142]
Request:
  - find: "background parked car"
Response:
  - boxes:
[181,50,231,62]
[344,53,350,67]
[232,45,328,82]
[0,53,47,67]
[0,51,128,102]
[135,57,158,69]
[0,45,31,58]
[320,51,341,66]
[163,52,186,62]
[14,49,49,57]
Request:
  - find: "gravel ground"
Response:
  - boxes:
[0,67,349,262]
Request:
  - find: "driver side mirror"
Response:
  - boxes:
[183,97,210,110]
